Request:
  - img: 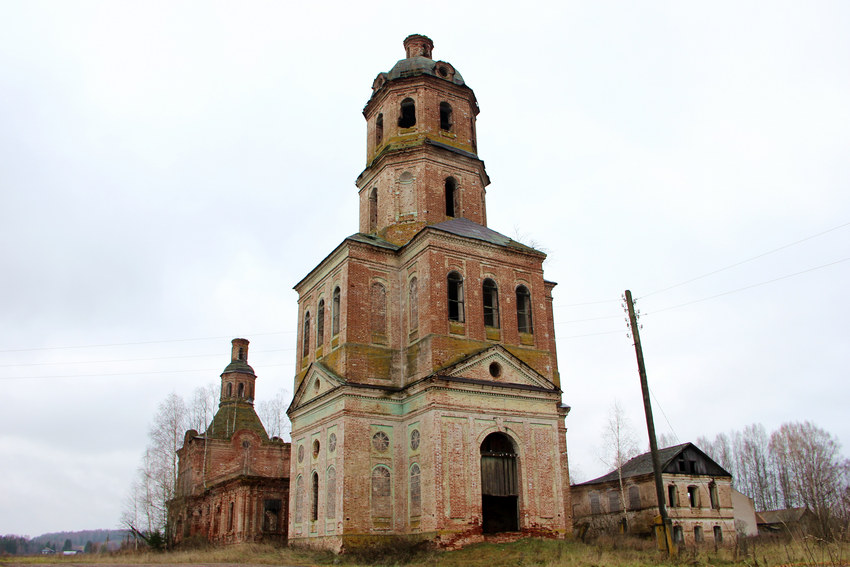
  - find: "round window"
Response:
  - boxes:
[328,432,337,453]
[410,429,420,450]
[489,362,502,378]
[372,431,389,452]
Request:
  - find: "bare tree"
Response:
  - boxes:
[656,432,679,449]
[123,391,188,542]
[257,388,291,440]
[189,383,218,433]
[601,401,639,521]
[769,421,845,538]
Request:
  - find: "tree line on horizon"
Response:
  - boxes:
[0,529,126,556]
[694,421,850,538]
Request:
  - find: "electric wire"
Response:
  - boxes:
[637,220,850,300]
[646,256,850,316]
[0,363,292,381]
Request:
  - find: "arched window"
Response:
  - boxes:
[409,463,421,518]
[302,311,310,358]
[409,277,419,330]
[439,101,452,131]
[482,278,499,328]
[368,187,378,233]
[294,475,303,523]
[332,287,341,336]
[311,471,319,522]
[445,177,457,217]
[228,501,234,531]
[398,98,416,128]
[370,282,386,339]
[375,113,384,146]
[516,285,533,334]
[237,383,244,398]
[316,299,325,348]
[326,466,336,519]
[371,466,392,520]
[447,271,464,322]
[226,382,232,397]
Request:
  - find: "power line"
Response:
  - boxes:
[0,331,293,354]
[0,363,292,381]
[638,220,850,300]
[647,256,850,315]
[0,348,292,369]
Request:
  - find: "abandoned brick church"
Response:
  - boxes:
[168,35,573,551]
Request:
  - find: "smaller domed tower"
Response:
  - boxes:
[219,338,256,405]
[206,338,268,440]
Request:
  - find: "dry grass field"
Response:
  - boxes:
[2,537,847,567]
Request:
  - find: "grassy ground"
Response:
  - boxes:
[3,537,848,567]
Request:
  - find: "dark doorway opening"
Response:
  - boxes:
[480,432,519,533]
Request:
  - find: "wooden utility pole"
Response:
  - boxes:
[624,289,675,556]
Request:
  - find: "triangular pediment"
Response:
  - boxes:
[438,345,557,391]
[288,362,346,413]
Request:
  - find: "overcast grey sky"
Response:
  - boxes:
[2,1,849,537]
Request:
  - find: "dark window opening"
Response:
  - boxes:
[399,98,416,128]
[673,525,684,543]
[489,362,501,378]
[713,525,723,543]
[311,472,319,522]
[694,525,704,543]
[447,271,464,322]
[375,113,383,146]
[688,485,700,507]
[439,101,452,131]
[668,485,678,507]
[516,285,533,333]
[709,482,720,509]
[480,432,518,533]
[227,501,234,531]
[368,188,378,233]
[237,383,244,398]
[238,347,245,360]
[302,311,310,358]
[316,299,325,347]
[332,287,341,336]
[226,382,232,397]
[445,177,457,217]
[483,278,499,328]
[262,499,281,532]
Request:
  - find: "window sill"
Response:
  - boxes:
[485,327,501,341]
[449,321,466,335]
[519,332,534,346]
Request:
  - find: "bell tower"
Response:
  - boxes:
[357,34,490,245]
[289,36,571,550]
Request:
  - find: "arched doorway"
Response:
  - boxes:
[480,432,519,533]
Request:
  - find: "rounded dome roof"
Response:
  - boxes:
[222,359,255,376]
[385,56,465,85]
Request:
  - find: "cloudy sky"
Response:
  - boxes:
[1,1,848,537]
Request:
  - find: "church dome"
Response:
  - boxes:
[371,35,465,95]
